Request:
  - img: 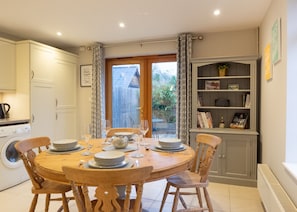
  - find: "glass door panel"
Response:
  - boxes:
[111,64,140,128]
[151,62,177,138]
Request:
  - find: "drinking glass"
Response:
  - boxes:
[81,124,92,156]
[139,120,149,146]
[102,119,111,144]
[131,134,144,158]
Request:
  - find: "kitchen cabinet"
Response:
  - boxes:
[53,54,77,140]
[30,43,55,83]
[190,57,259,186]
[0,38,16,91]
[16,40,77,140]
[190,130,257,186]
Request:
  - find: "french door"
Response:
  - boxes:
[105,54,176,137]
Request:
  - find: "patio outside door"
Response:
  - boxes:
[106,55,176,137]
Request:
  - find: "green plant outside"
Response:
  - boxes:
[152,73,176,123]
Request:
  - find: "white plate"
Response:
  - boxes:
[49,144,81,152]
[158,138,182,148]
[52,139,78,150]
[94,151,125,160]
[154,144,185,152]
[94,151,125,166]
[159,138,181,142]
[155,144,184,150]
[114,132,134,136]
[88,159,130,169]
[102,145,137,152]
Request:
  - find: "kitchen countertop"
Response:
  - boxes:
[0,118,30,126]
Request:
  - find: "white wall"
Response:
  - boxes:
[192,29,258,59]
[77,30,257,132]
[77,49,93,136]
[76,40,177,132]
[259,0,297,205]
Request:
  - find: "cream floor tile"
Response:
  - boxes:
[0,179,264,212]
[229,184,262,201]
[230,197,264,212]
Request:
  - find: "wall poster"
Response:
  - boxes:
[271,18,281,64]
[80,64,92,87]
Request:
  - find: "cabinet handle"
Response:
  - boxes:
[56,113,58,120]
[31,70,34,79]
[32,114,35,123]
[56,99,58,107]
[218,154,222,158]
[222,154,225,158]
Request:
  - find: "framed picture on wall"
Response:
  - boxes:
[271,18,281,64]
[80,64,92,87]
[205,80,220,90]
[230,112,249,129]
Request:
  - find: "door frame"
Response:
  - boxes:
[105,54,176,136]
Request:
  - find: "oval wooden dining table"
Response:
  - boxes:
[34,138,195,184]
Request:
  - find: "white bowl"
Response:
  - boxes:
[112,136,128,149]
[52,139,78,151]
[94,151,125,166]
[114,132,134,140]
[159,138,182,149]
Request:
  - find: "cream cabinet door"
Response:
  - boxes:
[53,57,77,140]
[30,44,55,83]
[30,82,55,139]
[0,39,16,90]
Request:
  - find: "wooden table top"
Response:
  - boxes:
[35,138,195,183]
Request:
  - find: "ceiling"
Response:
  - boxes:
[0,0,272,49]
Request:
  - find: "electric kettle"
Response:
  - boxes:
[0,103,10,119]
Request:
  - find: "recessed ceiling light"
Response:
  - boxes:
[213,9,221,16]
[119,22,125,28]
[56,31,62,36]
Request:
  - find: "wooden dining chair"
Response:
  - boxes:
[107,128,141,137]
[62,165,153,212]
[159,133,222,212]
[15,136,73,212]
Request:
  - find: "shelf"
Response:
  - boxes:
[192,59,257,132]
[197,89,250,92]
[190,128,259,135]
[198,76,251,80]
[198,106,250,110]
[191,58,258,186]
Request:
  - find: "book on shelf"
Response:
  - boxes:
[197,95,203,107]
[230,112,249,129]
[205,112,213,128]
[244,93,251,108]
[197,112,204,128]
[197,111,213,128]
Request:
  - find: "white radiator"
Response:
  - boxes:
[257,164,297,212]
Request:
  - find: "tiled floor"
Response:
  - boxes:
[0,179,264,212]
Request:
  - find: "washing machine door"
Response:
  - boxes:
[1,136,25,169]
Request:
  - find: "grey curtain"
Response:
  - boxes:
[176,33,192,145]
[91,42,105,138]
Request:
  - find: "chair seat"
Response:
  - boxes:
[32,180,72,194]
[167,170,208,188]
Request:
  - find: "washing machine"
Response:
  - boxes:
[0,123,31,191]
